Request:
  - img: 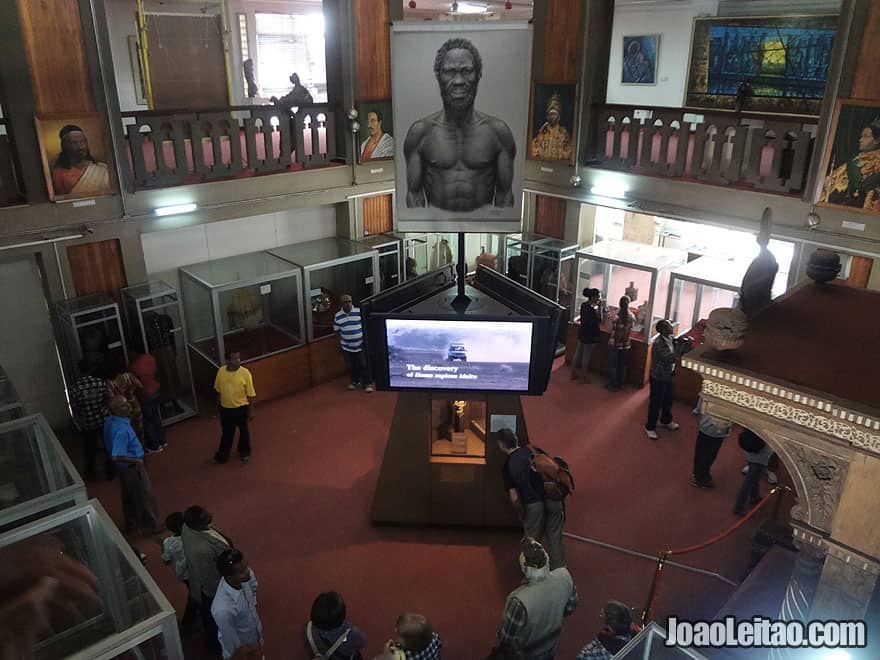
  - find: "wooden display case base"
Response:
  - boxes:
[372,392,525,528]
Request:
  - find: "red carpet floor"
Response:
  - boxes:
[84,360,792,659]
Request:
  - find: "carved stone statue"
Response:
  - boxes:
[739,207,778,318]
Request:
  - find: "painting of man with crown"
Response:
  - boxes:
[819,100,880,216]
[529,83,575,163]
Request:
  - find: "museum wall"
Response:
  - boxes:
[605,0,719,108]
[140,204,336,290]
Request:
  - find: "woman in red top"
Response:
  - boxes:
[605,296,634,391]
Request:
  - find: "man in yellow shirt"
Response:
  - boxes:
[213,351,256,465]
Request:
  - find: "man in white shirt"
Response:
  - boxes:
[211,548,263,659]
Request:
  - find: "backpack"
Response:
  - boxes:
[306,621,350,660]
[528,446,575,501]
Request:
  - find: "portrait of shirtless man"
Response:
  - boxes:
[404,38,516,211]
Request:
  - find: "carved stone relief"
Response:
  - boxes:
[809,551,880,620]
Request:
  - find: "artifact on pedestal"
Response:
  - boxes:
[806,249,841,284]
[704,307,748,351]
[228,288,263,330]
[625,280,639,304]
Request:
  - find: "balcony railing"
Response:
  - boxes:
[121,104,339,191]
[0,118,24,206]
[592,104,818,196]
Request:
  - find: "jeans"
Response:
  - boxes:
[141,392,165,450]
[606,347,630,388]
[735,462,765,512]
[692,432,724,482]
[343,349,370,386]
[570,340,596,381]
[522,499,566,570]
[646,378,674,430]
[118,462,158,532]
[216,405,251,462]
[200,590,221,654]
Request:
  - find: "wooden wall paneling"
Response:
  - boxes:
[363,193,393,235]
[846,255,873,288]
[850,1,880,99]
[16,0,95,114]
[543,0,583,84]
[354,0,391,100]
[145,15,228,110]
[534,194,567,239]
[308,337,347,385]
[247,346,312,401]
[67,239,127,302]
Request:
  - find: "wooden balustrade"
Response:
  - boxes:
[0,120,23,206]
[121,104,338,190]
[593,104,818,196]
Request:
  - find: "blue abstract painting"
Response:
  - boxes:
[621,35,659,85]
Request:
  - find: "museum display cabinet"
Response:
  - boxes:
[356,234,402,291]
[573,240,687,340]
[179,251,306,366]
[392,232,431,280]
[0,414,86,534]
[56,293,128,381]
[530,237,579,309]
[504,232,550,288]
[268,238,380,343]
[464,233,508,275]
[0,364,24,423]
[665,256,788,407]
[564,240,687,387]
[615,622,708,659]
[430,398,488,464]
[0,500,183,660]
[372,391,524,527]
[427,233,458,271]
[122,281,197,425]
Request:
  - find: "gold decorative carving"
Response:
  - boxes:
[702,380,880,454]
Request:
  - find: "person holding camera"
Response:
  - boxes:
[644,320,693,440]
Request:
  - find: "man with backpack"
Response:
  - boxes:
[496,428,571,570]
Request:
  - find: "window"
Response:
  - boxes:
[254,12,327,103]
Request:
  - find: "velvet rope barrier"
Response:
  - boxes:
[641,486,789,624]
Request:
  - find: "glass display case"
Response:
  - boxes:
[464,233,508,274]
[268,238,380,342]
[179,251,306,366]
[56,293,128,380]
[122,281,197,425]
[0,363,24,422]
[666,256,788,334]
[530,237,579,309]
[430,398,487,464]
[573,240,687,340]
[504,232,549,288]
[357,234,402,291]
[0,500,183,660]
[614,622,708,659]
[0,414,86,534]
[393,232,431,280]
[428,233,458,271]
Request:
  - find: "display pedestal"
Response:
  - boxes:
[451,432,467,455]
[564,323,651,388]
[371,392,523,528]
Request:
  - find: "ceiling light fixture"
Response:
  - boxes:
[455,1,489,13]
[154,203,197,217]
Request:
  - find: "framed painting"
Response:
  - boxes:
[357,99,394,163]
[34,114,117,202]
[621,35,659,85]
[817,99,880,216]
[528,82,576,163]
[685,14,838,115]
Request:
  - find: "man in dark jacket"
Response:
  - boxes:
[576,600,636,659]
[644,320,693,440]
[571,288,605,384]
[497,429,565,570]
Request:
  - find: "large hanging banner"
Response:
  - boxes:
[392,22,532,233]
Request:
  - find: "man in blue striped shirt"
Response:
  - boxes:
[333,294,372,393]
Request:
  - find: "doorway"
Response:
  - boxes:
[0,256,69,427]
